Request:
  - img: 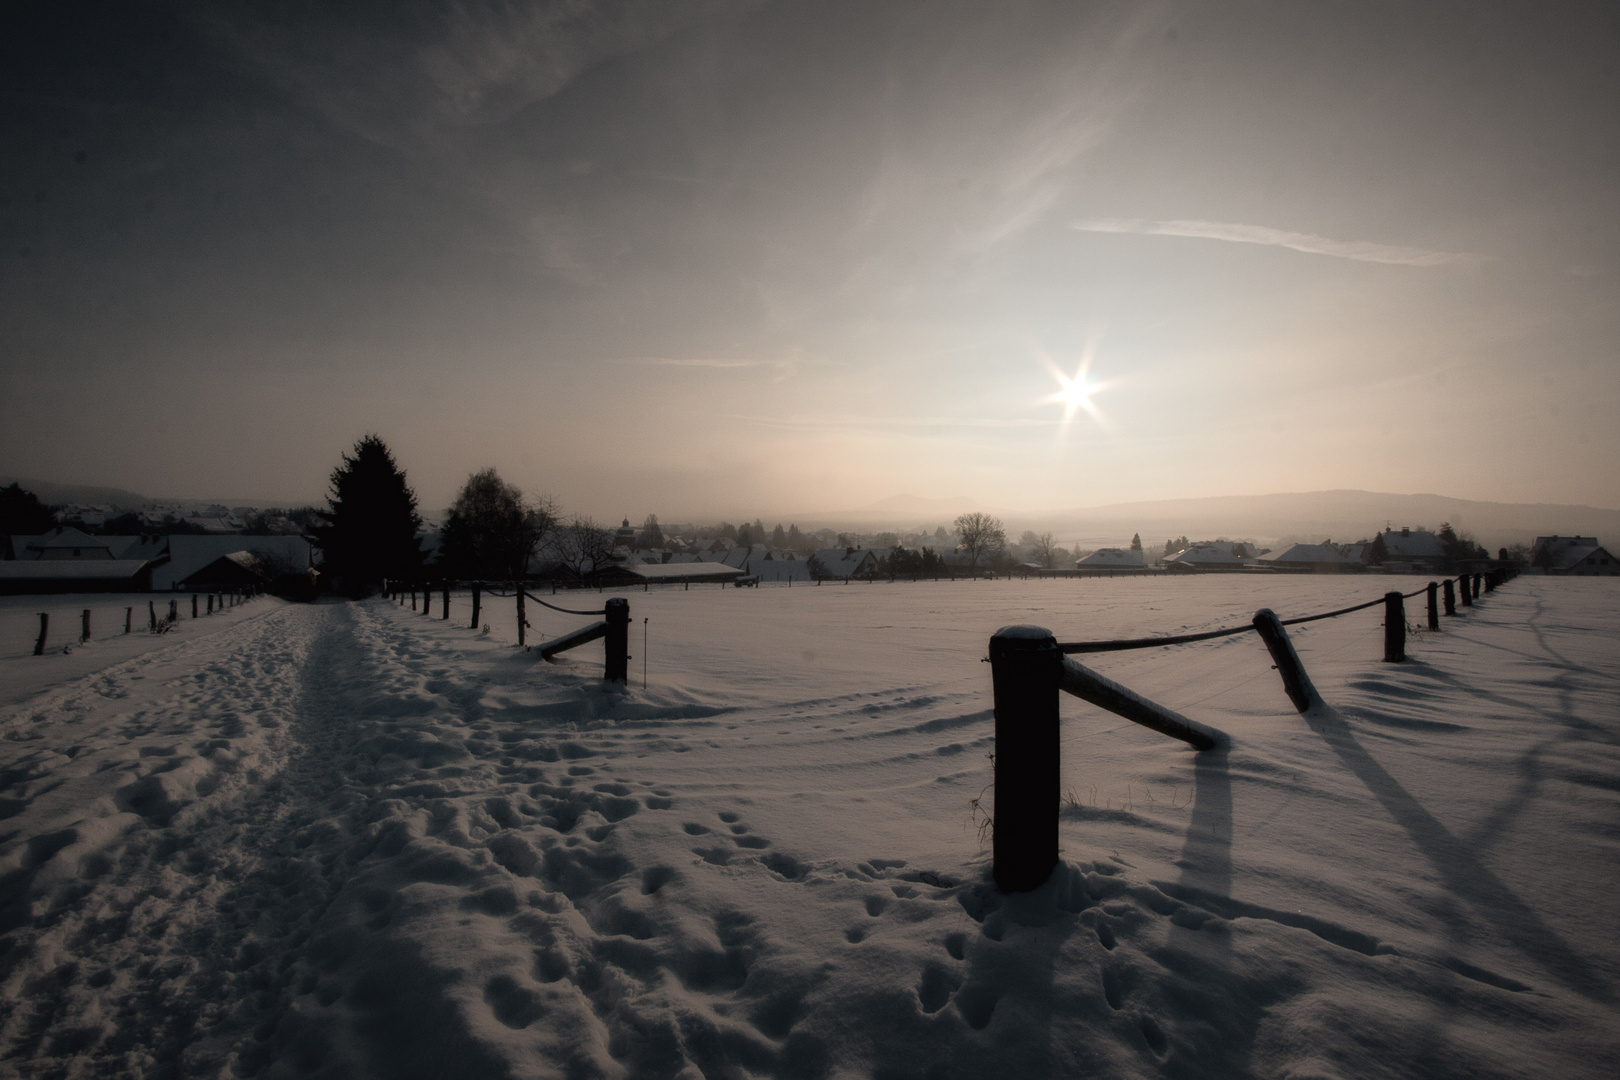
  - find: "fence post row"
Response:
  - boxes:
[1459,574,1473,607]
[988,626,1062,893]
[1426,582,1440,631]
[1443,578,1456,617]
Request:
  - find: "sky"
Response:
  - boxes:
[3,1,1618,520]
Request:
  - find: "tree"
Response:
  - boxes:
[552,516,617,583]
[1130,533,1143,553]
[1364,532,1389,564]
[771,523,787,548]
[439,469,556,581]
[1032,532,1059,569]
[954,512,1006,570]
[787,523,805,553]
[0,483,55,534]
[636,514,665,550]
[311,435,423,593]
[1163,535,1189,556]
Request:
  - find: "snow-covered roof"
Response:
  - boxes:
[1076,547,1143,567]
[1380,528,1446,559]
[153,535,313,590]
[1161,543,1252,567]
[1259,543,1356,566]
[624,562,746,581]
[810,548,879,578]
[1531,536,1607,572]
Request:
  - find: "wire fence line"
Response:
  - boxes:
[1057,580,1445,654]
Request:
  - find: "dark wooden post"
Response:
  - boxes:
[988,625,1061,892]
[470,583,481,629]
[516,588,527,648]
[1253,609,1321,712]
[1426,582,1440,631]
[169,599,178,621]
[1484,572,1495,593]
[207,594,214,615]
[1458,574,1472,607]
[410,587,417,611]
[1384,592,1405,663]
[442,584,449,619]
[421,582,431,615]
[81,608,91,642]
[192,594,199,618]
[148,601,157,630]
[34,613,48,655]
[1471,573,1482,600]
[125,607,132,634]
[1443,578,1456,616]
[604,598,630,683]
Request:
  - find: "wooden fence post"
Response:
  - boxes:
[1483,572,1495,594]
[516,588,527,648]
[1459,574,1472,607]
[125,607,132,634]
[148,601,157,630]
[422,582,431,615]
[1471,573,1482,600]
[470,583,481,629]
[1443,578,1456,617]
[81,609,91,643]
[442,584,449,619]
[1384,592,1405,663]
[34,613,48,656]
[604,598,630,683]
[1426,581,1440,631]
[169,599,177,621]
[207,594,214,615]
[988,625,1061,892]
[192,595,198,618]
[1253,609,1321,712]
[411,587,417,611]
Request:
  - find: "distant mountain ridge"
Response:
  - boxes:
[1029,490,1620,550]
[0,477,318,511]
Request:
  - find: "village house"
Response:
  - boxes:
[1530,536,1618,576]
[1258,542,1359,573]
[809,547,882,580]
[1161,541,1256,571]
[1375,526,1447,570]
[1075,547,1145,571]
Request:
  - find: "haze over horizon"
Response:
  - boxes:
[4,2,1617,519]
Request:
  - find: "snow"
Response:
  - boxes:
[1,576,1617,1078]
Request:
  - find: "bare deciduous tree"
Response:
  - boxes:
[551,516,617,583]
[954,512,1006,570]
[440,469,557,581]
[1032,531,1059,569]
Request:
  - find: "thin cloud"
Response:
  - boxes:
[623,357,786,369]
[736,414,1060,431]
[1071,218,1483,267]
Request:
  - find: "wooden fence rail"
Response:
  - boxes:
[987,565,1519,891]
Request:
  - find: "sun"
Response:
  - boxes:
[1042,358,1106,425]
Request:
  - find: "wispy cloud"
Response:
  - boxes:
[627,357,782,369]
[1070,218,1483,267]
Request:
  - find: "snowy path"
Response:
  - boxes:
[1,579,1616,1078]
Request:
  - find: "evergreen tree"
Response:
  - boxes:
[1130,532,1143,553]
[312,435,423,592]
[0,483,55,534]
[771,523,786,548]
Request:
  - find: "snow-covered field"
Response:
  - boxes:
[1,576,1616,1078]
